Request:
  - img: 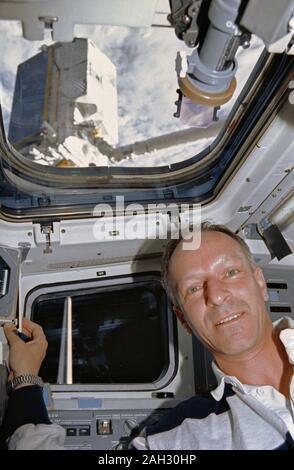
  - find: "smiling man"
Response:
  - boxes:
[132,222,294,450]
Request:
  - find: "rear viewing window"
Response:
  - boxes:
[31,278,174,388]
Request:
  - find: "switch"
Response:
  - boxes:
[124,419,138,434]
[66,427,77,436]
[79,426,91,436]
[97,419,112,435]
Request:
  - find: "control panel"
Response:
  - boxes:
[264,266,294,322]
[48,408,171,450]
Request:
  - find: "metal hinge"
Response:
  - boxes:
[40,222,54,254]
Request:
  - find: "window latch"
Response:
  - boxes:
[41,223,54,254]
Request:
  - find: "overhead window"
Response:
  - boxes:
[1,22,263,169]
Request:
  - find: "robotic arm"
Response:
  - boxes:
[169,0,294,111]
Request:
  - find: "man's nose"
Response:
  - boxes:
[205,279,231,306]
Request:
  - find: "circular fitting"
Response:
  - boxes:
[188,49,237,89]
[179,75,237,106]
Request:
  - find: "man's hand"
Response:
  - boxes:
[4,319,48,378]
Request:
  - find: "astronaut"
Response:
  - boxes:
[0,319,65,450]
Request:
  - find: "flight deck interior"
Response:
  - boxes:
[0,0,293,449]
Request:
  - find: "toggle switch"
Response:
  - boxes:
[97,419,112,435]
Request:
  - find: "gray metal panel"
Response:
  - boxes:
[0,246,20,321]
[241,0,294,46]
[0,0,160,41]
[263,266,294,322]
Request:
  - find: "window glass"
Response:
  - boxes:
[0,21,263,168]
[32,283,170,385]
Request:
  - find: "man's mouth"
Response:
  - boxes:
[216,312,244,326]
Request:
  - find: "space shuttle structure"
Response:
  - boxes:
[0,0,293,451]
[9,38,118,165]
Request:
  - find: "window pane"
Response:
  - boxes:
[0,22,263,168]
[32,283,170,385]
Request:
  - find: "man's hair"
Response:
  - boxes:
[161,221,255,304]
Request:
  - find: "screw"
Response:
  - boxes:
[182,15,190,24]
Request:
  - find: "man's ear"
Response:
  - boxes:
[173,305,193,335]
[253,266,269,301]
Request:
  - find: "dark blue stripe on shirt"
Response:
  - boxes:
[146,384,235,436]
[0,385,51,447]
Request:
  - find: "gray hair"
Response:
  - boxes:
[161,221,255,304]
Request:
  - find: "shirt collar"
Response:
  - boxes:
[210,316,294,401]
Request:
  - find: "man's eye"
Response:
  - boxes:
[226,269,239,277]
[187,286,200,294]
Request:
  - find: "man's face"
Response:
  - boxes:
[169,231,271,359]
